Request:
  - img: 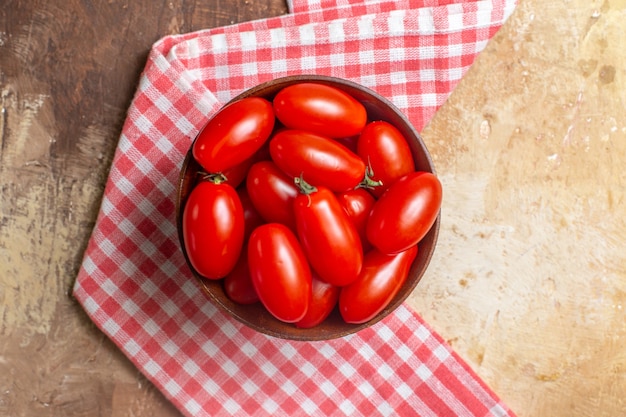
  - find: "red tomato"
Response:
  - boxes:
[237,187,265,242]
[367,172,442,254]
[223,247,259,305]
[221,144,269,188]
[293,184,363,286]
[273,83,367,138]
[248,223,312,323]
[245,161,298,231]
[270,129,366,192]
[334,134,360,153]
[193,97,275,173]
[339,245,417,324]
[222,157,253,189]
[336,188,375,253]
[182,181,244,279]
[357,121,415,197]
[295,274,340,329]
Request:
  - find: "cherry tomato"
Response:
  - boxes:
[295,274,340,329]
[357,121,415,197]
[221,144,269,188]
[193,97,275,173]
[339,245,417,324]
[336,188,376,253]
[248,223,312,323]
[221,158,253,189]
[270,129,366,192]
[182,180,244,279]
[293,183,363,286]
[223,246,259,305]
[367,172,442,254]
[273,83,367,138]
[245,161,298,231]
[334,134,360,153]
[237,187,265,242]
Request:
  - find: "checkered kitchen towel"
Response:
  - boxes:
[73,0,517,415]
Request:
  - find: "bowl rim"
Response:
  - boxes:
[175,74,441,341]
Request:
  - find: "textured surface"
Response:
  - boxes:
[0,1,288,416]
[409,1,626,415]
[70,1,516,416]
[1,0,624,416]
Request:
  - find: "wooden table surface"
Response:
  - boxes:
[1,1,624,416]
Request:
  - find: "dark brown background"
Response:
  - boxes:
[0,1,286,416]
[3,1,626,416]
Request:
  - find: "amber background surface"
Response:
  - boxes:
[1,1,624,416]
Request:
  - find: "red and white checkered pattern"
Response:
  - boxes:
[73,0,517,416]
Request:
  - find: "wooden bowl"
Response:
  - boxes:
[176,75,440,341]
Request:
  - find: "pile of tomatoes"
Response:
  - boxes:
[181,82,442,328]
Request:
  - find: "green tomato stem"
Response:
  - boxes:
[198,171,228,184]
[294,174,318,195]
[357,165,383,190]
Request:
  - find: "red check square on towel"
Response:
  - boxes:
[73,0,518,416]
